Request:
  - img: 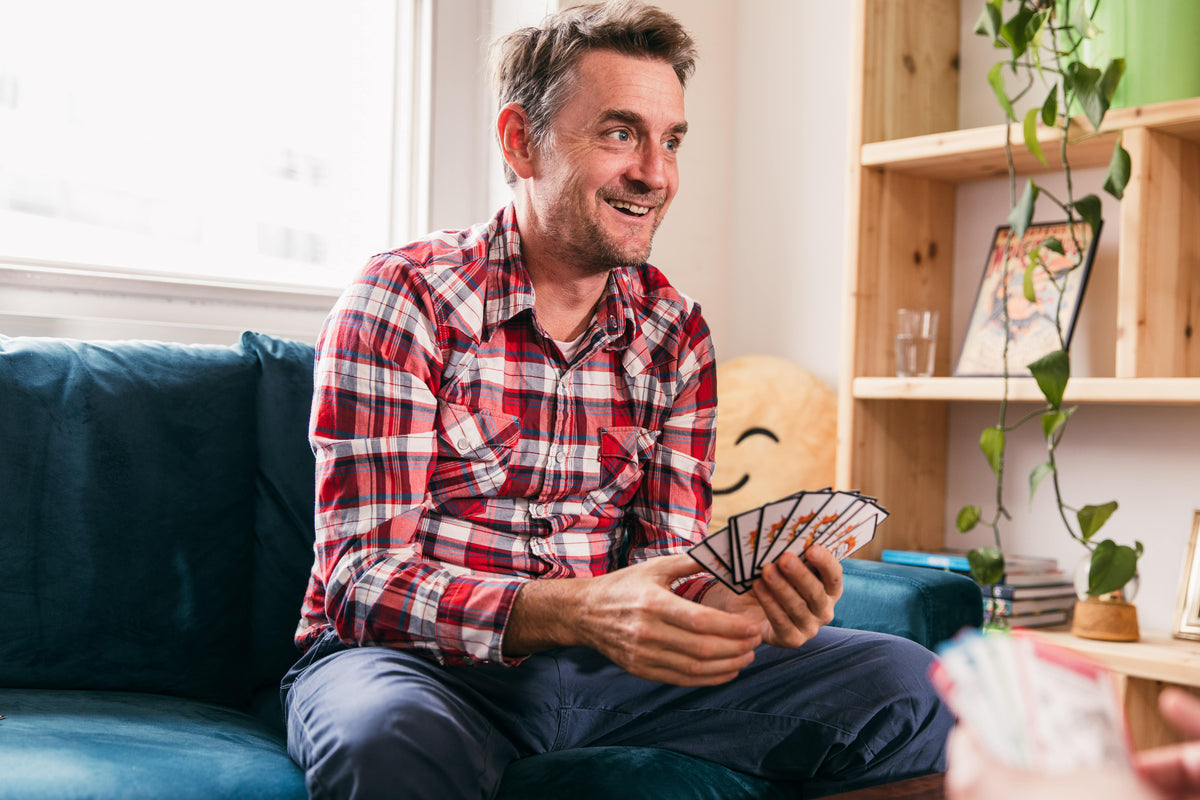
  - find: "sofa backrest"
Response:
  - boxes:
[0,333,319,721]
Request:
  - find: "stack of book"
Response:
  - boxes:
[880,549,1076,629]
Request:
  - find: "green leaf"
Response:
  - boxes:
[1100,58,1126,104]
[1023,252,1041,302]
[956,505,982,533]
[1041,406,1076,441]
[1074,194,1103,241]
[1023,107,1047,166]
[1000,5,1035,59]
[980,426,1005,476]
[1029,461,1055,502]
[1104,138,1131,200]
[987,61,1017,121]
[1088,538,1137,596]
[1028,348,1070,409]
[974,0,1003,44]
[1039,236,1065,255]
[1026,9,1051,52]
[1078,501,1119,542]
[1008,179,1038,238]
[1067,61,1107,129]
[969,547,1006,587]
[1041,86,1058,126]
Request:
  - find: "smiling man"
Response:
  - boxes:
[281,3,952,799]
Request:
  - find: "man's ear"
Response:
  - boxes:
[497,102,536,180]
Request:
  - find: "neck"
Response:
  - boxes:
[516,201,613,341]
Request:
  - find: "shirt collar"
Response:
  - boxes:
[481,203,639,354]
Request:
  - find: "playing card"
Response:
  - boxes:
[779,491,863,561]
[931,629,1134,773]
[687,538,746,594]
[729,505,764,586]
[754,489,837,571]
[740,494,800,580]
[819,504,885,562]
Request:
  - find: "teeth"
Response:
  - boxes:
[609,199,650,216]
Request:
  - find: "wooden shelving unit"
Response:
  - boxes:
[839,0,1200,558]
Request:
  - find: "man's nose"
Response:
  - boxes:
[627,143,671,192]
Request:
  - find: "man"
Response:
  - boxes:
[282,3,952,798]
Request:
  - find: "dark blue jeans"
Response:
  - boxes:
[282,626,951,799]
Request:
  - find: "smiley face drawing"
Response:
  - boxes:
[709,355,837,533]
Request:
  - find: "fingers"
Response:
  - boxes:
[1160,688,1200,739]
[750,549,840,648]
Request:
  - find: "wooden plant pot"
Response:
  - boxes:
[1071,597,1141,642]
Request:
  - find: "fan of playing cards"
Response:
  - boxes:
[688,488,888,594]
[931,629,1134,773]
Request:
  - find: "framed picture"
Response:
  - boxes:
[1174,511,1200,641]
[954,220,1100,377]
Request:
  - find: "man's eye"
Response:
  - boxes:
[609,129,631,142]
[665,138,679,153]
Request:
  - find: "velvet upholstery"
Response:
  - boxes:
[0,689,304,800]
[0,336,259,709]
[835,559,983,648]
[0,332,981,799]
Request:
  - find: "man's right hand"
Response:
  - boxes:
[503,554,762,686]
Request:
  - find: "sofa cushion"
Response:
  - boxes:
[238,331,319,730]
[496,746,792,800]
[0,337,259,708]
[835,559,983,649]
[0,689,305,800]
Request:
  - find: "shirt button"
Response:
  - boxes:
[554,450,566,464]
[534,504,545,516]
[457,438,471,451]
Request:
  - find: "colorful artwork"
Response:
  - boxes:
[954,221,1100,377]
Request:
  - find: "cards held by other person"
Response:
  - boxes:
[688,489,887,594]
[930,628,1133,773]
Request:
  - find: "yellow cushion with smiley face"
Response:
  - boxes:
[709,355,837,532]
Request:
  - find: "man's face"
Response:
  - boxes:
[527,49,686,273]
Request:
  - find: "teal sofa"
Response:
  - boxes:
[0,332,981,799]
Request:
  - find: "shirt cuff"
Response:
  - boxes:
[673,574,718,603]
[434,573,528,666]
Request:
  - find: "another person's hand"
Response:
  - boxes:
[702,546,843,649]
[945,725,1157,800]
[1135,688,1200,799]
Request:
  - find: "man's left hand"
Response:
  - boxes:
[702,545,843,649]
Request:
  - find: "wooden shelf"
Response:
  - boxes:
[852,377,1200,404]
[1032,629,1200,687]
[839,0,1200,561]
[860,97,1200,182]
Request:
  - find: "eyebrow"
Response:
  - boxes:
[600,108,689,137]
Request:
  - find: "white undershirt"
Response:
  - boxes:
[553,328,589,362]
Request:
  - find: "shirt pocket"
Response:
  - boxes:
[429,402,520,499]
[596,426,659,507]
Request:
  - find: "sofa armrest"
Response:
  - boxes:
[832,559,982,650]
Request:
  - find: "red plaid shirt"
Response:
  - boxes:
[297,204,718,665]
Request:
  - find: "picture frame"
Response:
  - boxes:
[1174,511,1200,641]
[954,220,1100,377]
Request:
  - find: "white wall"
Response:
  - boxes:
[653,0,1197,631]
[652,0,850,390]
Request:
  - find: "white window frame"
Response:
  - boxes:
[0,0,549,345]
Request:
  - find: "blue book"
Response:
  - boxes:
[881,549,970,572]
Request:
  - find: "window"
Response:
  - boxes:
[0,1,420,290]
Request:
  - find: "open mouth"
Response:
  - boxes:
[607,199,651,217]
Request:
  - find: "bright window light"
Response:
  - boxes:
[0,1,413,290]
